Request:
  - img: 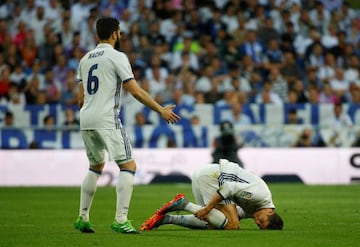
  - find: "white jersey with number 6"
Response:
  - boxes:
[77,43,134,130]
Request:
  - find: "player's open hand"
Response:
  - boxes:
[161,105,181,124]
[194,207,210,221]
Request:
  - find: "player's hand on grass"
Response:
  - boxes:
[160,104,181,124]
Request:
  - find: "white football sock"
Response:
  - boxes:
[207,208,228,229]
[115,169,134,223]
[184,202,228,229]
[79,170,100,221]
[162,214,208,229]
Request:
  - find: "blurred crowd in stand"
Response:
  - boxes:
[0,0,360,147]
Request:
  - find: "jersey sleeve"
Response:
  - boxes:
[115,52,135,83]
[217,181,237,199]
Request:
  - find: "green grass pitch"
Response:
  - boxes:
[0,183,359,247]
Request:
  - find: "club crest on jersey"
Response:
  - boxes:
[240,191,252,200]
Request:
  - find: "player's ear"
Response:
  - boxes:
[111,31,117,40]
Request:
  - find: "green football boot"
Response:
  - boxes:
[111,220,140,234]
[74,216,95,233]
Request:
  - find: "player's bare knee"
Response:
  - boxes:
[89,162,105,174]
[117,159,136,172]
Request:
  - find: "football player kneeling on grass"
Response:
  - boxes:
[140,159,283,230]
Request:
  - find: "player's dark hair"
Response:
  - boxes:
[96,17,119,40]
[267,213,284,230]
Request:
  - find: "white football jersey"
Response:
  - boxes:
[217,159,275,215]
[77,43,134,129]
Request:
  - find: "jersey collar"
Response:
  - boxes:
[96,43,113,49]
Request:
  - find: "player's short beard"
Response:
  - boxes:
[114,33,121,51]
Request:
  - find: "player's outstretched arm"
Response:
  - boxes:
[124,79,180,124]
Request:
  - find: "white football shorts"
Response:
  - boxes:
[192,163,229,206]
[81,128,133,166]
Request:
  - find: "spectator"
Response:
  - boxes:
[329,68,349,103]
[268,66,288,102]
[37,29,58,68]
[344,54,360,85]
[145,57,169,98]
[0,65,11,101]
[67,46,84,71]
[223,63,252,95]
[255,80,282,105]
[43,114,56,129]
[239,29,265,66]
[203,7,227,41]
[184,9,202,39]
[292,127,326,147]
[19,0,37,24]
[62,107,79,130]
[317,52,336,84]
[221,37,242,66]
[280,51,303,86]
[12,20,28,49]
[307,87,320,105]
[337,1,357,30]
[171,33,200,71]
[70,0,95,32]
[7,83,25,105]
[221,3,239,34]
[224,103,252,125]
[9,64,26,91]
[44,0,63,33]
[321,24,339,50]
[263,39,283,70]
[79,15,97,52]
[160,10,182,43]
[190,114,200,125]
[318,83,338,104]
[57,16,74,52]
[100,0,125,19]
[257,17,280,48]
[309,1,330,34]
[20,31,38,68]
[347,83,360,104]
[280,20,297,53]
[286,89,299,104]
[43,68,61,104]
[1,111,14,127]
[285,108,301,124]
[29,5,48,47]
[53,53,70,88]
[292,79,308,103]
[137,7,154,36]
[230,15,247,47]
[134,111,153,127]
[306,42,325,73]
[326,103,353,128]
[195,64,214,94]
[60,74,78,106]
